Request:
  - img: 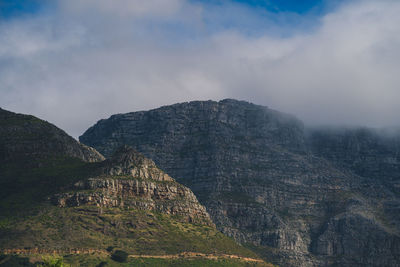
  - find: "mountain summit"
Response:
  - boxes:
[101,145,174,181]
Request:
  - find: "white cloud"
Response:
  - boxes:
[1,0,400,138]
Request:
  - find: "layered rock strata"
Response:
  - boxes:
[54,146,213,226]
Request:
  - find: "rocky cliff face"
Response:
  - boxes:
[308,127,400,195]
[0,108,104,164]
[80,99,400,266]
[53,146,213,226]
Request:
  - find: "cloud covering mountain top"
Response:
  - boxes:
[1,0,399,137]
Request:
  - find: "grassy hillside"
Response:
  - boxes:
[0,253,275,267]
[0,205,256,257]
[0,204,271,266]
[0,157,101,217]
[0,108,103,217]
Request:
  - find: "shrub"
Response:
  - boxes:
[111,250,129,263]
[0,254,34,266]
[37,256,70,267]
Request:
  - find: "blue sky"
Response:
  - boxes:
[0,0,348,40]
[199,0,326,13]
[0,0,346,38]
[0,0,342,18]
[0,0,43,18]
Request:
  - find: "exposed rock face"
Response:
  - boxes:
[80,99,400,266]
[102,145,174,181]
[0,108,104,164]
[54,146,213,226]
[308,127,400,194]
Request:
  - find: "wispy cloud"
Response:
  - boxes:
[1,0,399,137]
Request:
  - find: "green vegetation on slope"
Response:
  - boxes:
[0,108,104,217]
[0,157,101,217]
[0,254,275,267]
[0,205,256,258]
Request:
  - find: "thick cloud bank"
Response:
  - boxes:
[1,0,399,137]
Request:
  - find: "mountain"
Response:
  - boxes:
[0,108,270,266]
[0,108,104,216]
[0,108,104,164]
[80,99,400,267]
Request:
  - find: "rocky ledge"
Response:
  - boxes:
[53,146,213,226]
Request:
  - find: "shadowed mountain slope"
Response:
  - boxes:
[0,108,104,215]
[0,108,104,164]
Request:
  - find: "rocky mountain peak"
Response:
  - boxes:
[53,144,212,226]
[108,145,151,168]
[102,145,173,181]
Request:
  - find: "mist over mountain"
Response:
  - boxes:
[2,0,400,138]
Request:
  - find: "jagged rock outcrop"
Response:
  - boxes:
[0,108,104,164]
[80,99,400,267]
[53,146,213,226]
[102,145,174,181]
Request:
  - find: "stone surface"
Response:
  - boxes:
[53,146,213,226]
[102,145,174,181]
[307,127,400,195]
[80,99,400,266]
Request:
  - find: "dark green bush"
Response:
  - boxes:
[36,256,70,267]
[96,262,108,267]
[111,250,129,263]
[0,254,34,266]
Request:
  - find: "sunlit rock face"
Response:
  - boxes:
[54,145,213,226]
[81,99,400,267]
[101,145,174,181]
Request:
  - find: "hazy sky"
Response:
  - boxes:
[1,0,400,138]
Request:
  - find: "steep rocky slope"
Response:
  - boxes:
[52,145,213,226]
[81,99,400,266]
[308,127,400,195]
